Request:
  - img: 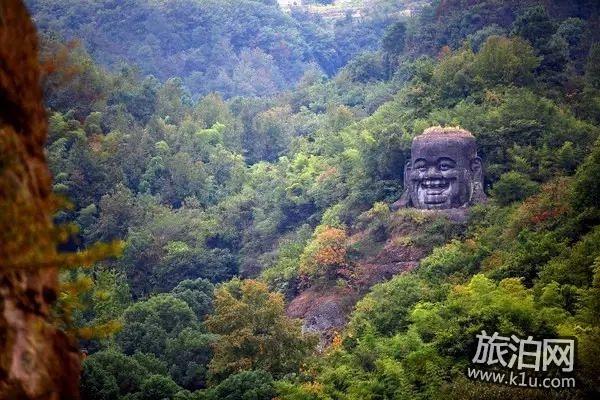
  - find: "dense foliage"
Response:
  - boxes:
[26,0,405,97]
[30,0,600,398]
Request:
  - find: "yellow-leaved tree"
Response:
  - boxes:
[205,279,316,382]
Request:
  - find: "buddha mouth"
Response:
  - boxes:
[419,178,452,204]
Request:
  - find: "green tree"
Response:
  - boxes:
[172,278,215,320]
[212,370,276,400]
[585,43,600,90]
[80,358,120,400]
[512,5,555,49]
[382,21,406,76]
[246,106,293,163]
[165,328,215,390]
[116,294,198,357]
[137,374,181,400]
[491,171,540,205]
[472,36,539,86]
[572,138,600,210]
[81,350,147,397]
[382,22,406,57]
[90,184,143,242]
[347,273,434,337]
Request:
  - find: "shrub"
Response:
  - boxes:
[491,171,539,205]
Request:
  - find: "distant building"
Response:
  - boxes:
[278,0,304,12]
[278,0,419,22]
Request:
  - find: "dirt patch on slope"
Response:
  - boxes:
[285,208,468,342]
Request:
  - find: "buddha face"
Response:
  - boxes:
[405,135,482,209]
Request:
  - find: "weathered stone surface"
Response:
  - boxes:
[393,127,487,210]
[0,1,81,399]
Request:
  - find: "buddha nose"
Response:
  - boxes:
[425,166,442,178]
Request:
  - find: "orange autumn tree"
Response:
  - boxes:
[299,225,351,285]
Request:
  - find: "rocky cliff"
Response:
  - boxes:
[287,207,468,344]
[0,1,81,398]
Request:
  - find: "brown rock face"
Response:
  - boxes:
[286,208,460,344]
[0,1,81,399]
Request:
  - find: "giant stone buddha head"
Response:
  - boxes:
[394,127,487,210]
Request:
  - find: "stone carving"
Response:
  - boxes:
[393,127,486,210]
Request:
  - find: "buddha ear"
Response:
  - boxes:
[470,157,483,182]
[403,159,412,188]
[470,157,488,204]
[392,160,412,210]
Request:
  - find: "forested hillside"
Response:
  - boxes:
[25,0,409,97]
[21,0,600,399]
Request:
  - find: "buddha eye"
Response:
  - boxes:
[438,159,456,171]
[413,161,426,171]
